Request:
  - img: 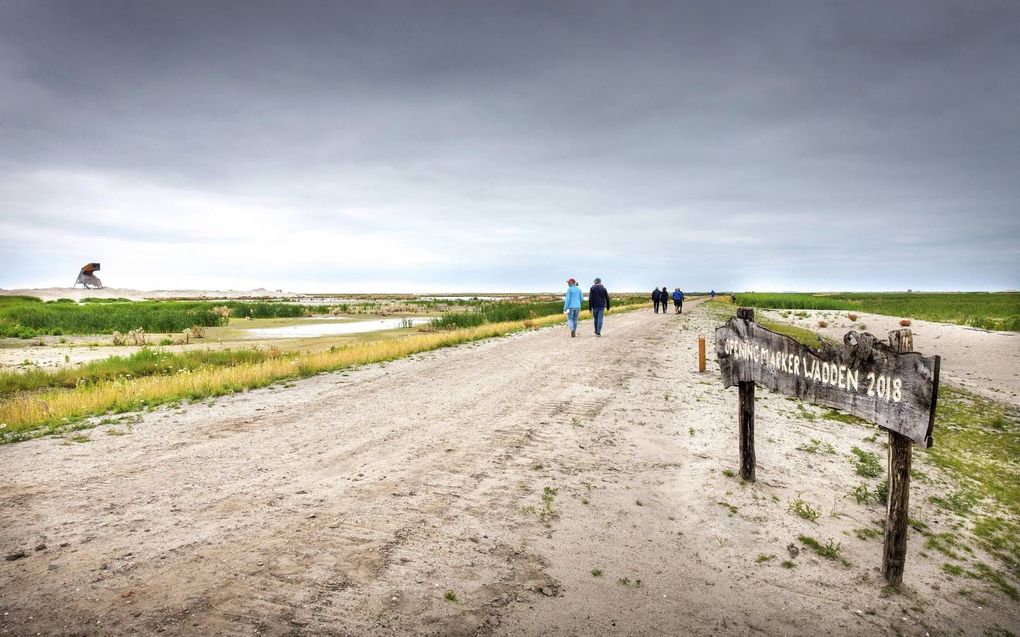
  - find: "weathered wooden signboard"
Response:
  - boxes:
[713,308,941,587]
[715,317,940,446]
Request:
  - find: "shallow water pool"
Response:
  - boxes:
[245,317,434,338]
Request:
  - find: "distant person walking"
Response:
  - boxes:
[661,287,669,315]
[588,278,611,336]
[672,288,684,314]
[651,287,662,313]
[710,290,716,300]
[563,278,584,338]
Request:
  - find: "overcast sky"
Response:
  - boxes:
[1,1,1018,292]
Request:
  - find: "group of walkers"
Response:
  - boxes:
[561,278,689,338]
[563,277,609,338]
[652,286,684,314]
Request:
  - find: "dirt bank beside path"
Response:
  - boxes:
[758,309,1020,407]
[1,302,1017,636]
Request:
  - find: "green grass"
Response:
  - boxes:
[0,347,284,396]
[758,318,826,348]
[788,496,821,522]
[733,292,1020,332]
[0,296,318,337]
[849,447,884,478]
[797,438,836,455]
[923,387,1019,586]
[799,535,850,566]
[848,483,877,505]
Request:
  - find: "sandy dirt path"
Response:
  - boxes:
[1,301,1017,636]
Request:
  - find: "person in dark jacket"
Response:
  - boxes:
[651,287,661,313]
[589,278,610,336]
[672,288,684,314]
[660,287,669,315]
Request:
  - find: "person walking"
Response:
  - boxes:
[563,278,584,338]
[672,288,684,314]
[660,287,669,315]
[651,287,662,313]
[589,277,611,336]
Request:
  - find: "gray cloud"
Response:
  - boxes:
[1,0,1017,291]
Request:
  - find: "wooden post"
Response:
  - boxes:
[736,307,756,482]
[883,328,913,586]
[698,335,706,372]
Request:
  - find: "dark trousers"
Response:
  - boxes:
[653,300,660,313]
[674,300,682,314]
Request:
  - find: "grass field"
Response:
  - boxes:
[0,296,319,337]
[731,292,1020,332]
[921,387,1020,599]
[0,304,642,442]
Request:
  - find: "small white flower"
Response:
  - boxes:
[0,423,7,429]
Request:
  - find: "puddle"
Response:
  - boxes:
[245,318,434,338]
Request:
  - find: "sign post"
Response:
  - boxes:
[715,310,940,584]
[736,308,755,482]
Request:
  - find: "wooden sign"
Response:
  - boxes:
[713,308,942,587]
[715,316,940,446]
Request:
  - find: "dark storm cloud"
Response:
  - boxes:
[1,0,1017,291]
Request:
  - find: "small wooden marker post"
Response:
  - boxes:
[698,335,706,373]
[736,307,755,482]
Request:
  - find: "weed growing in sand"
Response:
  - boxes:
[717,501,738,516]
[822,409,867,426]
[520,505,537,515]
[797,438,836,455]
[799,535,850,566]
[443,591,459,602]
[788,496,821,522]
[848,483,877,505]
[591,568,603,577]
[580,481,593,505]
[781,560,796,569]
[540,486,558,522]
[756,554,776,563]
[849,447,883,478]
[617,577,641,587]
[570,416,582,428]
[795,403,817,422]
[663,390,672,401]
[688,427,696,436]
[722,469,736,478]
[854,527,881,541]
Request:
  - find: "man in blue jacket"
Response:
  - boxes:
[588,277,611,336]
[563,278,584,338]
[672,288,684,314]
